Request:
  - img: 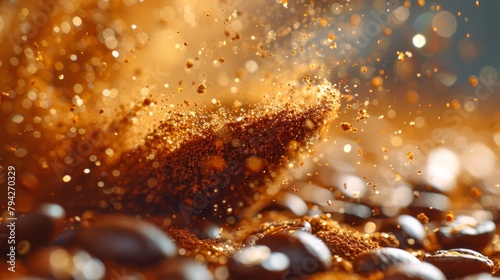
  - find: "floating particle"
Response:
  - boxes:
[197,83,207,94]
[445,212,454,223]
[371,76,383,88]
[406,152,414,162]
[186,59,195,69]
[340,122,357,132]
[356,109,369,122]
[417,213,429,224]
[469,75,479,87]
[469,187,482,198]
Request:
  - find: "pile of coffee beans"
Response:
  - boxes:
[2,196,499,279]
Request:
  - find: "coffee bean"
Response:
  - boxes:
[228,245,290,280]
[407,191,451,222]
[384,262,446,280]
[424,248,494,279]
[352,247,420,275]
[0,203,65,257]
[255,231,332,279]
[321,200,373,226]
[158,258,214,280]
[462,273,500,279]
[436,215,496,252]
[380,214,427,249]
[242,233,265,247]
[265,221,312,235]
[75,214,176,266]
[259,192,308,217]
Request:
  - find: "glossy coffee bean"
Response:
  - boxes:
[462,273,500,279]
[242,233,265,247]
[228,245,290,280]
[265,221,312,235]
[384,262,446,280]
[259,192,308,217]
[320,200,373,226]
[352,247,420,275]
[0,203,65,257]
[407,191,451,222]
[255,231,332,279]
[436,215,496,252]
[424,248,494,279]
[75,214,176,266]
[380,214,426,249]
[158,258,214,280]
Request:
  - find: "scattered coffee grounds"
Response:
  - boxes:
[315,228,380,261]
[58,83,340,226]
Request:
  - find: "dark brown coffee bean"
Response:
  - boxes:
[255,231,332,279]
[424,248,494,279]
[380,214,427,249]
[352,247,420,275]
[462,273,500,279]
[320,200,373,226]
[242,233,265,247]
[384,262,446,280]
[228,245,290,280]
[436,215,496,252]
[75,214,176,266]
[265,221,312,235]
[259,192,308,217]
[407,191,451,222]
[0,203,65,258]
[157,258,214,280]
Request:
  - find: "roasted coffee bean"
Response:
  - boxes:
[462,273,500,279]
[380,214,427,249]
[75,214,176,266]
[436,215,496,252]
[158,258,214,280]
[242,233,265,247]
[320,200,373,226]
[255,231,332,279]
[352,247,420,275]
[424,248,494,279]
[0,203,65,257]
[384,262,446,280]
[259,192,308,217]
[228,245,290,280]
[265,221,312,235]
[407,191,451,222]
[405,183,452,221]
